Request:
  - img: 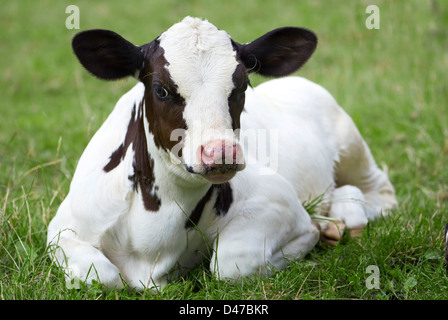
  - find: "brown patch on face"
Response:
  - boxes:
[228,63,249,131]
[103,103,161,212]
[139,40,187,156]
[103,39,189,212]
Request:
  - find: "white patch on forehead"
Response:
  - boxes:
[158,17,238,101]
[158,17,241,169]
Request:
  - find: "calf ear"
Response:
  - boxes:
[72,29,144,80]
[237,27,317,77]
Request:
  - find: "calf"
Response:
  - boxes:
[47,17,397,289]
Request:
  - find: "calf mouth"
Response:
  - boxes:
[185,163,245,184]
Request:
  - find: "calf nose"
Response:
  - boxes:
[199,140,240,168]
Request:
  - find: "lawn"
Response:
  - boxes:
[0,0,447,300]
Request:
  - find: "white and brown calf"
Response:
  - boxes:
[47,17,397,289]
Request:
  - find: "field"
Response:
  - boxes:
[1,0,447,300]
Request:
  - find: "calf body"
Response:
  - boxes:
[47,17,397,289]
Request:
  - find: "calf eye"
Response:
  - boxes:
[154,85,170,100]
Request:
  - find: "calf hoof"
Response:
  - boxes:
[320,220,346,247]
[349,227,365,238]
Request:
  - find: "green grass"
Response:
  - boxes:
[1,0,448,300]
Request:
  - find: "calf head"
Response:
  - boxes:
[72,17,317,184]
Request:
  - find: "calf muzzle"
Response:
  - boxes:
[198,140,245,183]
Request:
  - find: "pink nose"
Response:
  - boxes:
[199,140,240,167]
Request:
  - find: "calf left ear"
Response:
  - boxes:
[72,29,144,81]
[236,27,317,77]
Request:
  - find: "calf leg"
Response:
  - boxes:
[329,185,368,229]
[47,199,123,289]
[333,108,397,219]
[313,186,367,245]
[48,234,123,289]
[210,201,319,280]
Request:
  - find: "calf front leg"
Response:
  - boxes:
[317,185,368,246]
[209,197,319,280]
[48,233,123,289]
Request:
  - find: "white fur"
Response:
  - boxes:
[47,18,397,290]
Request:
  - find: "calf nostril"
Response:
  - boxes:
[200,145,214,166]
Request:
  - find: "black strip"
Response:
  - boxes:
[185,183,234,229]
[213,183,233,216]
[185,187,214,229]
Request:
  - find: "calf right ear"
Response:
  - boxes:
[72,29,144,81]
